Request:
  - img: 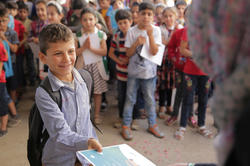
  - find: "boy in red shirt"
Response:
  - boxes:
[0,40,9,137]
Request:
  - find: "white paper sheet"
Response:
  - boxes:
[140,41,165,66]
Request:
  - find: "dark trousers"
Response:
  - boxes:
[159,89,172,107]
[172,71,194,117]
[180,74,209,127]
[117,80,143,119]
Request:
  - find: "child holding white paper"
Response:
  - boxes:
[76,7,108,125]
[121,2,164,140]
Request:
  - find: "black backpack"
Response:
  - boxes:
[27,69,102,166]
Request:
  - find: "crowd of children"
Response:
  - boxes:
[0,0,215,145]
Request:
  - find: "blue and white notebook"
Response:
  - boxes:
[77,144,156,166]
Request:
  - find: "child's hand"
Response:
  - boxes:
[118,57,129,65]
[83,37,91,50]
[146,25,153,36]
[87,138,102,153]
[96,23,102,30]
[136,36,146,46]
[0,32,7,41]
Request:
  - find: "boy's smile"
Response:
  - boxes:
[39,39,76,82]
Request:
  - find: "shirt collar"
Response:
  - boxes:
[48,68,85,92]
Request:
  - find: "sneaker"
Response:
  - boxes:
[121,126,133,140]
[165,116,177,126]
[0,130,8,137]
[131,120,139,130]
[188,116,197,128]
[147,124,164,138]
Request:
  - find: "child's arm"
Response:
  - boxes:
[180,40,192,58]
[0,61,3,75]
[146,25,159,55]
[0,32,18,53]
[89,39,107,56]
[126,36,146,57]
[108,47,128,65]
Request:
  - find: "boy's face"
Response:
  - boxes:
[9,9,18,17]
[47,6,63,24]
[155,7,163,23]
[131,6,139,24]
[162,11,176,27]
[177,4,186,18]
[113,0,124,10]
[0,15,9,32]
[36,2,47,21]
[18,9,28,21]
[99,0,110,9]
[117,19,132,34]
[39,39,76,81]
[81,13,97,32]
[138,9,154,27]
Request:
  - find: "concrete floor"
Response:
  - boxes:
[0,83,217,166]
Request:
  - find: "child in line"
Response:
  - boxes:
[130,2,140,25]
[0,5,20,128]
[0,4,19,104]
[175,0,187,26]
[36,23,102,165]
[0,39,9,137]
[17,2,36,86]
[76,8,108,125]
[98,0,113,35]
[108,9,142,130]
[174,7,212,140]
[47,1,64,24]
[29,0,48,81]
[154,3,165,26]
[109,0,125,34]
[165,7,196,127]
[157,7,182,119]
[122,2,164,140]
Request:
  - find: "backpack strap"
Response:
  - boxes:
[39,77,62,148]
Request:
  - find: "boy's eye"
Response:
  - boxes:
[54,52,63,56]
[68,49,75,54]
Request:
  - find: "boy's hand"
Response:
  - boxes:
[136,36,146,46]
[146,25,153,36]
[0,32,7,41]
[88,138,102,153]
[118,57,129,65]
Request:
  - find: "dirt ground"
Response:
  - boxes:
[0,83,217,166]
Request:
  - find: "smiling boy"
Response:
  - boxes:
[36,24,102,166]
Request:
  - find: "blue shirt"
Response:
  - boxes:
[125,24,162,79]
[35,68,97,166]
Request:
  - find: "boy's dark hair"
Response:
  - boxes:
[6,1,18,9]
[80,7,96,18]
[39,24,74,55]
[131,2,140,8]
[71,0,87,10]
[139,2,155,13]
[0,3,8,17]
[35,0,46,6]
[17,1,29,11]
[175,0,187,7]
[115,9,132,22]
